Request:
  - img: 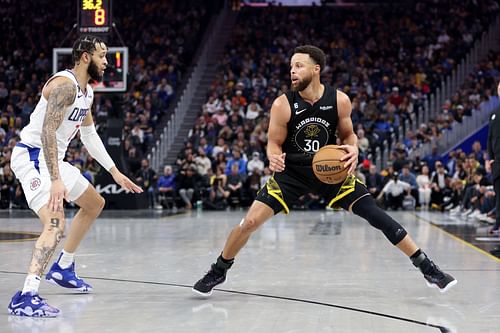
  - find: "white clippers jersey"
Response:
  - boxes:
[20,70,93,160]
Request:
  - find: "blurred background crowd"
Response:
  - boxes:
[1,0,499,230]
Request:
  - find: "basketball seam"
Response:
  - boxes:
[316,171,342,177]
[313,159,343,163]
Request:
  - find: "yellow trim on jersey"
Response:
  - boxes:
[266,175,290,214]
[327,174,365,208]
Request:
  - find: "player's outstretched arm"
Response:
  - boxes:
[109,167,143,193]
[80,112,143,193]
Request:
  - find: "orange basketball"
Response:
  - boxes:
[312,145,349,184]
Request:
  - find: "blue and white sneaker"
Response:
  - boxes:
[8,291,59,317]
[45,262,93,292]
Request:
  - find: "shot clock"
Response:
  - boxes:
[54,0,127,92]
[78,0,112,34]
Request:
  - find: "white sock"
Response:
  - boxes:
[57,250,75,269]
[22,275,41,295]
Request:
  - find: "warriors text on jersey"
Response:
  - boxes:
[20,70,93,160]
[283,84,339,166]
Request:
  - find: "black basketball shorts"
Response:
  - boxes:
[256,165,370,215]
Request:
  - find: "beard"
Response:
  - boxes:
[88,59,103,82]
[291,74,312,92]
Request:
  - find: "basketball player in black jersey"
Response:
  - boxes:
[193,45,456,296]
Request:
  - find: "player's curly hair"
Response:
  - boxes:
[293,45,326,72]
[72,35,105,65]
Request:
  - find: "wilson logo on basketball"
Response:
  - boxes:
[30,177,41,191]
[315,164,342,172]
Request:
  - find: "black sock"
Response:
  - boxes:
[215,254,234,272]
[219,254,234,264]
[410,249,422,260]
[410,249,433,275]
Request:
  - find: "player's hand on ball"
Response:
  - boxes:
[111,169,143,193]
[338,144,358,174]
[269,152,286,172]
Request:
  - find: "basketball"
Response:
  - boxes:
[312,145,349,184]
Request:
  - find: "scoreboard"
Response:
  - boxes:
[78,0,112,34]
[59,0,128,92]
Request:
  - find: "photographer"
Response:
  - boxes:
[377,172,411,210]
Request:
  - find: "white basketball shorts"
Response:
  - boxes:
[10,142,89,214]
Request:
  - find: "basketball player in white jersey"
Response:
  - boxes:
[7,35,143,317]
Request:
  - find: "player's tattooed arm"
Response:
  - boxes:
[41,82,76,181]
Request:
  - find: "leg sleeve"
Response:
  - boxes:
[351,195,408,245]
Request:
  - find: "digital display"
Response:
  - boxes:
[241,0,320,6]
[78,0,112,34]
[53,47,128,93]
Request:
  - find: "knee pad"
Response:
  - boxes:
[352,196,407,245]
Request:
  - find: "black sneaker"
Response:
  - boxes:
[423,261,457,293]
[192,264,227,296]
[412,250,457,293]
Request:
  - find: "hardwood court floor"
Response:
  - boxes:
[0,209,498,333]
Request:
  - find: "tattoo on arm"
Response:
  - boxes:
[28,218,63,276]
[41,82,76,181]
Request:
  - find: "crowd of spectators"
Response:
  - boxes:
[0,0,212,208]
[165,1,500,214]
[1,1,500,216]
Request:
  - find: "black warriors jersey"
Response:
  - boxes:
[283,85,339,166]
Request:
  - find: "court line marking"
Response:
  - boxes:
[412,214,500,263]
[95,211,189,220]
[442,268,500,271]
[0,230,39,243]
[0,270,449,332]
[0,210,188,221]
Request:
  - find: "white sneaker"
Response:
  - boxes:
[461,208,472,218]
[449,206,461,215]
[484,216,496,224]
[468,210,481,220]
[477,214,496,224]
[475,213,487,221]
